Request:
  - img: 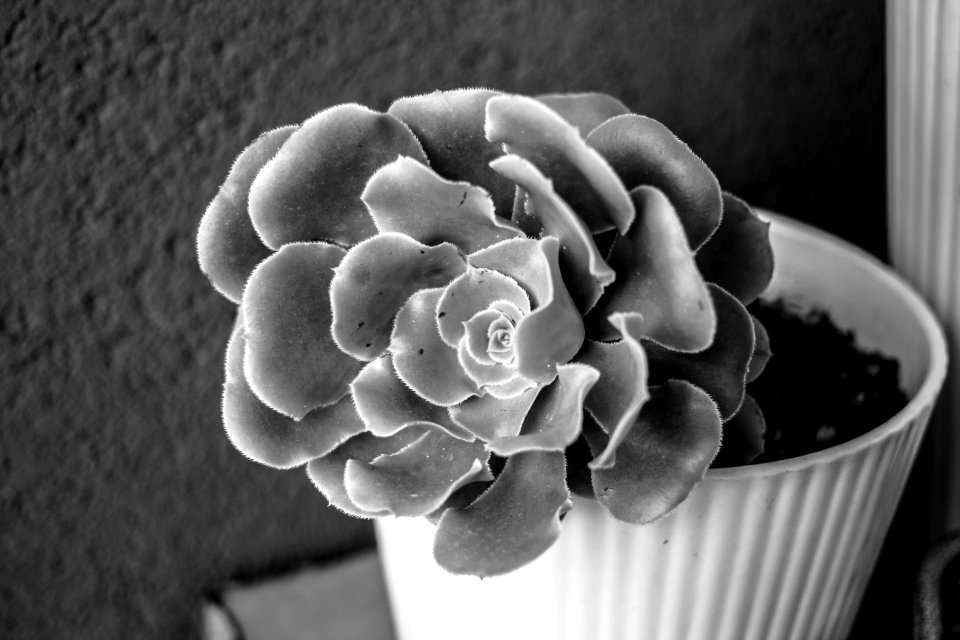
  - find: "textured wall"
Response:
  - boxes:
[1,0,888,638]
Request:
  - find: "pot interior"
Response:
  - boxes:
[761,212,944,401]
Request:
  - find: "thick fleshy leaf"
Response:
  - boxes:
[712,394,766,468]
[306,427,427,518]
[362,156,523,253]
[223,317,365,469]
[536,92,632,136]
[587,114,722,249]
[434,450,571,577]
[588,186,716,352]
[695,193,774,305]
[249,104,427,249]
[198,126,295,303]
[457,339,516,387]
[484,374,537,399]
[590,380,722,524]
[486,94,634,234]
[576,314,650,470]
[487,363,599,456]
[468,238,551,307]
[486,319,515,364]
[330,233,466,361]
[350,355,473,440]
[425,481,493,525]
[388,89,516,217]
[436,266,530,348]
[488,299,525,323]
[344,430,490,517]
[490,154,615,312]
[448,386,540,441]
[511,240,586,382]
[389,288,478,406]
[464,308,510,366]
[510,187,541,238]
[746,315,771,383]
[644,285,755,419]
[241,243,362,419]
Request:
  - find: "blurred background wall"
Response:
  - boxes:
[1,0,891,638]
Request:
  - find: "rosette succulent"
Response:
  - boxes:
[197,89,774,577]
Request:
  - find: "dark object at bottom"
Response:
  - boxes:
[915,530,960,640]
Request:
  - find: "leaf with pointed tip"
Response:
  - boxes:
[712,394,766,468]
[388,89,516,217]
[448,386,540,441]
[436,267,530,348]
[591,380,721,524]
[576,314,650,470]
[536,92,632,136]
[747,315,771,383]
[434,450,571,577]
[588,186,716,352]
[331,233,466,361]
[695,193,774,305]
[486,94,635,234]
[490,155,615,312]
[487,363,599,456]
[305,427,427,518]
[507,237,586,383]
[362,156,523,253]
[249,104,427,249]
[587,114,722,249]
[344,430,490,517]
[645,285,755,420]
[223,316,365,468]
[350,355,473,440]
[198,126,295,303]
[242,243,362,419]
[389,288,478,406]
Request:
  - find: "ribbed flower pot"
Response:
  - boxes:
[887,0,960,534]
[376,213,948,640]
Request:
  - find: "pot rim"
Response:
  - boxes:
[705,211,948,481]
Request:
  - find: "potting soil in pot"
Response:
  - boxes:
[745,298,908,464]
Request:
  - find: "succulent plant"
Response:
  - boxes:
[197,89,774,577]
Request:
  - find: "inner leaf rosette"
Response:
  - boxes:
[198,88,775,578]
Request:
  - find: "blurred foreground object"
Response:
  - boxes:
[914,530,960,640]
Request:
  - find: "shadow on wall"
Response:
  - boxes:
[0,0,884,638]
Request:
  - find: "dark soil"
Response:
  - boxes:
[745,298,908,463]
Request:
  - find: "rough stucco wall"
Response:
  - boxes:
[1,0,889,638]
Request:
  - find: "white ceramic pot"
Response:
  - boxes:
[376,213,948,640]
